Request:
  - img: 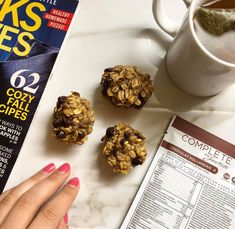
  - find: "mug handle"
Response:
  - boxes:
[152,0,192,37]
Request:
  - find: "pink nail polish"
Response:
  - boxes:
[68,177,80,187]
[42,163,55,174]
[64,213,68,224]
[58,163,70,174]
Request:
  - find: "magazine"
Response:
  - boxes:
[0,0,79,193]
[121,116,235,229]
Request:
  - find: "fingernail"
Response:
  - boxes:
[58,163,70,174]
[42,163,55,174]
[68,177,80,187]
[64,213,68,224]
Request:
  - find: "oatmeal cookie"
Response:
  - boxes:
[52,92,95,144]
[101,123,147,174]
[101,65,153,108]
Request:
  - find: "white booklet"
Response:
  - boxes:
[121,116,235,229]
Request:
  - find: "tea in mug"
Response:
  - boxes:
[193,0,235,64]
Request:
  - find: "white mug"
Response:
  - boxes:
[152,0,235,97]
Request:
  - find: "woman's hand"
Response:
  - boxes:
[0,163,79,229]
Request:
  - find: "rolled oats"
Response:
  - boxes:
[52,92,95,144]
[101,123,147,174]
[101,65,153,108]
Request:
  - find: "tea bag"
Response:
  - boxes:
[197,7,235,35]
[194,6,235,64]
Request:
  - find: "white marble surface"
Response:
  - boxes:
[4,0,235,228]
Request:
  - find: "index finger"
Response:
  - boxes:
[0,163,56,225]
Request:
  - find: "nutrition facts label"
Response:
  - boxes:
[127,156,203,229]
[121,116,235,229]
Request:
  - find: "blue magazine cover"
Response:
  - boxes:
[0,0,79,192]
